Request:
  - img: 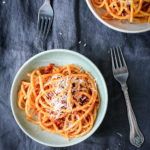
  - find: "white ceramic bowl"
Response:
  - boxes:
[86,0,150,33]
[10,49,108,147]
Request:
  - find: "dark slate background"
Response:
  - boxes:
[0,0,150,150]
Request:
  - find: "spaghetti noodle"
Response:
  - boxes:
[92,0,150,23]
[18,64,99,138]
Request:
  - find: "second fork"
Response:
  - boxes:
[110,47,144,148]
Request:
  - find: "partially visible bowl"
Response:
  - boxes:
[10,49,108,147]
[86,0,150,33]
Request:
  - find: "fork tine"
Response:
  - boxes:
[119,47,127,67]
[110,48,115,70]
[113,47,119,68]
[44,18,52,39]
[42,18,49,39]
[116,47,122,67]
[37,18,40,31]
[39,17,44,35]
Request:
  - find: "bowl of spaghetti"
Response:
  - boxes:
[86,0,150,33]
[10,49,108,147]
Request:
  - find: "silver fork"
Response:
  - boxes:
[110,47,144,148]
[37,0,53,40]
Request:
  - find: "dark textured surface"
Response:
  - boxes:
[0,0,150,150]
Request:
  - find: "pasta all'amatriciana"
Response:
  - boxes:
[92,0,150,23]
[18,64,99,138]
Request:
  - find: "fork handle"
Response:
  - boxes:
[121,84,144,148]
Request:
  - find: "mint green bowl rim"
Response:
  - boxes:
[10,49,108,147]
